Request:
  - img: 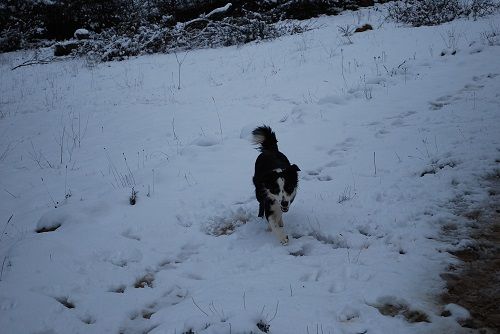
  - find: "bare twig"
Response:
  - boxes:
[0,256,7,281]
[11,56,57,71]
[58,125,66,165]
[172,117,179,141]
[243,291,247,310]
[41,177,58,208]
[0,140,16,162]
[1,214,14,242]
[174,50,189,90]
[123,153,136,186]
[269,301,280,322]
[191,297,209,317]
[3,189,17,199]
[338,24,354,44]
[212,97,223,142]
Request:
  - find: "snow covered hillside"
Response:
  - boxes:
[1,5,499,334]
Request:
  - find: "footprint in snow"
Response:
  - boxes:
[157,258,182,271]
[429,74,498,110]
[54,296,75,309]
[328,137,355,156]
[429,95,456,110]
[101,248,143,268]
[55,296,98,325]
[302,169,333,182]
[35,210,69,233]
[337,306,361,322]
[80,314,96,325]
[109,284,126,293]
[288,242,313,257]
[121,229,141,241]
[133,273,155,288]
[419,159,458,177]
[121,286,187,334]
[374,128,390,138]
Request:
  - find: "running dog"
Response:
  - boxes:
[252,125,300,245]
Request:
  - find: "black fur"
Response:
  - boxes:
[252,125,300,218]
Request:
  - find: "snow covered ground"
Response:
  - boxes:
[1,5,499,334]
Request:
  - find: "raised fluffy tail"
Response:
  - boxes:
[252,125,278,152]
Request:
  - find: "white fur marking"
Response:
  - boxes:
[268,201,288,245]
[266,174,296,211]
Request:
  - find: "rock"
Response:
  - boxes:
[355,24,373,33]
[54,41,80,56]
[74,28,90,40]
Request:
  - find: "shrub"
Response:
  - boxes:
[387,0,463,27]
[75,17,311,62]
[387,0,499,27]
[461,0,499,20]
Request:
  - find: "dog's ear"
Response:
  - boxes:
[290,164,300,172]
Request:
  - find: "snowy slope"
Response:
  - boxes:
[1,5,499,334]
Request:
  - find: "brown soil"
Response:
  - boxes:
[441,172,500,332]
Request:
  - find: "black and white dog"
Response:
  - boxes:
[252,126,300,245]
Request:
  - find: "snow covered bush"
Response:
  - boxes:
[75,18,312,62]
[387,0,499,26]
[461,0,499,20]
[387,0,463,26]
[480,23,500,45]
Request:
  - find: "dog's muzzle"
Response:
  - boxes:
[281,201,289,212]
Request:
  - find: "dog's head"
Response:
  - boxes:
[264,164,300,212]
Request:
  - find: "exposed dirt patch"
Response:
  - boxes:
[372,299,430,323]
[441,171,500,332]
[134,273,155,288]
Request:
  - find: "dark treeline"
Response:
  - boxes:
[0,0,377,52]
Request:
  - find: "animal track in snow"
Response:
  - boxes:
[302,164,337,182]
[121,229,141,241]
[302,171,334,182]
[429,95,458,110]
[55,296,75,309]
[420,159,458,177]
[328,137,355,156]
[36,224,61,233]
[204,207,254,236]
[134,273,155,288]
[157,258,181,271]
[80,314,96,325]
[374,128,390,138]
[288,242,313,257]
[120,286,187,334]
[35,210,74,233]
[337,306,361,322]
[109,284,126,293]
[101,249,142,268]
[429,73,498,110]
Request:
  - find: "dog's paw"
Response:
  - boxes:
[281,235,289,246]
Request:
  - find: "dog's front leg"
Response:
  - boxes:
[268,211,289,245]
